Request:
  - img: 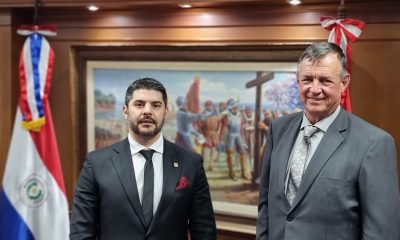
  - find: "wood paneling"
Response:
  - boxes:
[7,1,400,29]
[0,0,391,10]
[351,41,400,181]
[8,24,392,46]
[0,12,11,182]
[0,9,10,25]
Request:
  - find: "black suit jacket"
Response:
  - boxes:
[70,138,216,240]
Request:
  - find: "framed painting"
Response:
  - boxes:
[85,60,301,219]
[74,45,308,233]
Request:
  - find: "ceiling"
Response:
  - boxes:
[0,0,388,10]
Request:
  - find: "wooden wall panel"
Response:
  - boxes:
[46,23,400,44]
[0,9,10,25]
[0,13,12,182]
[351,41,400,179]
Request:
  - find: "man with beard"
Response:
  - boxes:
[70,78,216,240]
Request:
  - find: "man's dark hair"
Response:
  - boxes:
[298,42,348,78]
[125,77,168,106]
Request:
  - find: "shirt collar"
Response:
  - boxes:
[301,106,341,133]
[128,132,164,155]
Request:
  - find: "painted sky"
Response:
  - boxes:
[93,68,298,108]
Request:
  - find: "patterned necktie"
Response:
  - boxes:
[286,125,319,206]
[139,149,155,227]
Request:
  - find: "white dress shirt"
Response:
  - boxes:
[128,133,164,215]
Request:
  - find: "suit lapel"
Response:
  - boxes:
[290,109,347,212]
[152,140,181,222]
[111,139,147,228]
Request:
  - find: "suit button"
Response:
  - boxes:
[287,216,293,221]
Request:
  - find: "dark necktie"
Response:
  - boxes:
[139,149,155,227]
[286,125,320,205]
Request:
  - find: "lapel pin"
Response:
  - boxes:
[173,162,179,168]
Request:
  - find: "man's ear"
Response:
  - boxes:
[341,74,351,92]
[123,105,128,119]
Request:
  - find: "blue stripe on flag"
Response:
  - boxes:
[0,188,34,240]
[29,33,45,118]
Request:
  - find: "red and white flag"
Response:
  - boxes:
[0,26,69,240]
[320,16,365,112]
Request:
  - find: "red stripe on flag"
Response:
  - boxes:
[345,44,352,73]
[334,27,342,44]
[341,27,357,43]
[341,89,352,112]
[29,103,66,195]
[19,50,33,121]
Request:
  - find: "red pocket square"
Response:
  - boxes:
[176,176,190,190]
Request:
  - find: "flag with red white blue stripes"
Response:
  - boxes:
[0,25,69,240]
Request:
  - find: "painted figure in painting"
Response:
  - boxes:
[221,99,250,181]
[258,108,274,149]
[174,96,203,152]
[199,100,222,171]
[215,101,228,164]
[258,109,274,161]
[241,106,256,170]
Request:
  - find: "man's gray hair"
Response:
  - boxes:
[298,42,348,78]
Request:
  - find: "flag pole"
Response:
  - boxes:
[33,0,42,25]
[338,0,346,19]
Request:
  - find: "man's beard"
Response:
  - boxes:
[130,117,164,138]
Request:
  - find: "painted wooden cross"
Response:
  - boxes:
[245,71,274,183]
